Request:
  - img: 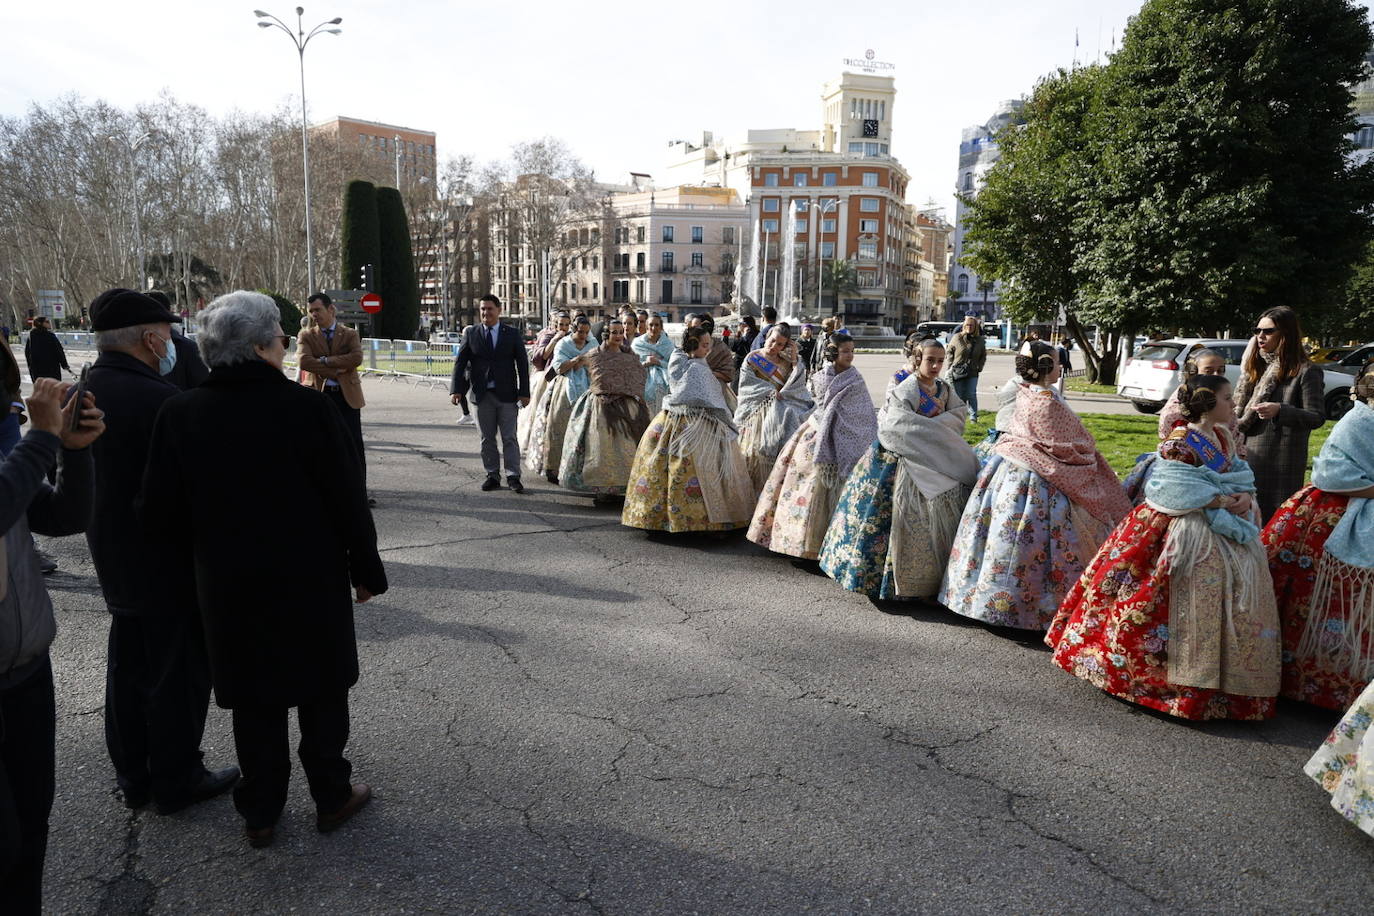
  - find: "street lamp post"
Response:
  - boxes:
[108,132,151,290]
[255,7,342,298]
[815,198,840,316]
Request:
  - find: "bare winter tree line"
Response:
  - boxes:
[0,91,610,335]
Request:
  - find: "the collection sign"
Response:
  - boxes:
[843,49,896,74]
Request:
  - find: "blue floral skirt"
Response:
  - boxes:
[938,455,1108,630]
[818,443,900,598]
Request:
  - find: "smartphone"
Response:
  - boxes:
[68,362,91,432]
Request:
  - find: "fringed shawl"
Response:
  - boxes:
[665,349,735,431]
[530,327,559,371]
[812,365,879,488]
[754,361,815,460]
[1144,447,1262,545]
[995,384,1130,527]
[1313,401,1374,568]
[552,336,599,404]
[706,338,737,387]
[1299,401,1374,681]
[879,375,979,499]
[631,332,674,406]
[735,348,796,426]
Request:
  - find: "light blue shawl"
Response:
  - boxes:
[1313,401,1374,568]
[552,336,598,404]
[1145,453,1261,544]
[631,331,674,408]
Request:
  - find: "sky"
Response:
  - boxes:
[0,0,1148,217]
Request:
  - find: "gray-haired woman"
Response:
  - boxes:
[138,290,387,848]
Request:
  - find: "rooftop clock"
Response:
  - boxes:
[862,119,880,138]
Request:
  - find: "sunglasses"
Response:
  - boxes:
[1252,327,1278,337]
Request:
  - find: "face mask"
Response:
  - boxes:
[155,333,177,376]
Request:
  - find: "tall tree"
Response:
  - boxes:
[961,66,1128,379]
[1082,0,1374,333]
[374,186,419,339]
[339,179,379,293]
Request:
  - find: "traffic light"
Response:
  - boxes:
[359,263,374,291]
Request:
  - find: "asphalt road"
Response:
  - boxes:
[36,375,1367,915]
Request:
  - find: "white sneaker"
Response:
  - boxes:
[456,414,476,427]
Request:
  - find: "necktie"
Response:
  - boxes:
[488,326,497,350]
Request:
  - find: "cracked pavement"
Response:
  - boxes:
[39,376,1372,914]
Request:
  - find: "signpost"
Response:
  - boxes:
[36,289,67,322]
[360,292,382,314]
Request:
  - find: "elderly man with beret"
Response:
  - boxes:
[84,288,240,816]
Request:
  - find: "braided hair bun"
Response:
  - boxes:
[1178,373,1230,423]
[824,332,854,363]
[1014,340,1057,382]
[1353,358,1374,406]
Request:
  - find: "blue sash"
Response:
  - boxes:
[1182,428,1227,472]
[917,381,942,418]
[747,351,781,385]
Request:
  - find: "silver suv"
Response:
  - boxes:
[1116,337,1353,420]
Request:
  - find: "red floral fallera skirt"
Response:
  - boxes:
[1047,504,1276,721]
[1262,485,1365,711]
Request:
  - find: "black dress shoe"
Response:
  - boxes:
[507,477,525,494]
[121,787,151,810]
[481,475,502,491]
[156,765,241,816]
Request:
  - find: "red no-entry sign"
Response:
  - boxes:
[360,292,383,314]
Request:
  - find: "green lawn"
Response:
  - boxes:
[963,413,1333,480]
[1064,377,1119,396]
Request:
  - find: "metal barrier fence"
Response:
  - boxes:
[284,338,460,388]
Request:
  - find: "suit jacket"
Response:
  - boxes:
[297,323,365,409]
[451,322,530,404]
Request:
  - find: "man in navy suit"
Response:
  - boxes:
[450,295,530,492]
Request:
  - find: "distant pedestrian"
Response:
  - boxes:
[297,293,371,504]
[0,375,104,914]
[138,290,387,850]
[84,288,239,815]
[946,316,988,419]
[22,317,68,381]
[144,292,210,389]
[1054,334,1073,397]
[756,306,778,350]
[797,323,818,373]
[451,294,531,493]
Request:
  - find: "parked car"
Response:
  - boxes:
[1116,338,1249,414]
[1118,337,1360,421]
[429,330,462,345]
[1319,343,1374,421]
[1309,345,1359,364]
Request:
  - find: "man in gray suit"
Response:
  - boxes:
[450,295,530,492]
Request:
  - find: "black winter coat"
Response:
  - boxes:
[138,360,387,709]
[85,352,183,615]
[23,328,68,380]
[167,332,210,390]
[450,322,530,404]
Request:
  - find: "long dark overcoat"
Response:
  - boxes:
[138,360,387,709]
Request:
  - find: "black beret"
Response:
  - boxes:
[89,288,181,331]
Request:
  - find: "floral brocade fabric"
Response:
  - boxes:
[748,417,836,560]
[620,411,742,533]
[818,443,901,597]
[1046,501,1277,721]
[1305,683,1374,839]
[1263,485,1362,710]
[938,455,1104,629]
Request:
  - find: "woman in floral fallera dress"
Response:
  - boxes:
[735,326,814,497]
[1306,681,1374,839]
[1048,374,1282,721]
[621,328,754,534]
[1263,362,1374,711]
[558,320,650,500]
[820,337,980,599]
[749,334,877,560]
[939,340,1130,630]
